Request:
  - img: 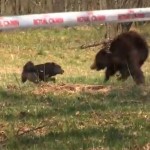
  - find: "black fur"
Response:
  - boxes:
[21,61,64,83]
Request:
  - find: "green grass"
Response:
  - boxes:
[0,25,150,150]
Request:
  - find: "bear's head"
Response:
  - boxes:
[91,48,111,71]
[51,62,64,75]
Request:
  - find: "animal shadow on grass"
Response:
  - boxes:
[8,126,134,150]
[0,84,148,122]
[0,86,149,149]
[44,85,149,116]
[0,87,56,121]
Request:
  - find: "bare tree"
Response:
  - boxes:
[105,0,144,39]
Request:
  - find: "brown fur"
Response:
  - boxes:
[21,61,64,84]
[91,31,149,85]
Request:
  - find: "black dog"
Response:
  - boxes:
[21,61,64,83]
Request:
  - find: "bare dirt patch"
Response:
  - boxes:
[32,83,111,95]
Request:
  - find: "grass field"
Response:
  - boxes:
[0,25,150,150]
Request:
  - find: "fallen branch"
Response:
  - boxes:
[15,120,57,137]
[80,41,102,49]
[16,124,48,137]
[80,39,113,49]
[1,121,56,144]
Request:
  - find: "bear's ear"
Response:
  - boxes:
[101,50,109,55]
[106,50,111,54]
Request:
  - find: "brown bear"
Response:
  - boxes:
[91,31,149,85]
[21,61,64,83]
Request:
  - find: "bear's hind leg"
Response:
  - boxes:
[117,66,130,81]
[127,59,145,85]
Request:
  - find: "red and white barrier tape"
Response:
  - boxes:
[0,8,150,30]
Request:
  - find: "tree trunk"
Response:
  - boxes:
[105,0,144,39]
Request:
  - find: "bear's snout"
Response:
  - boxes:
[60,69,64,74]
[90,62,96,70]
